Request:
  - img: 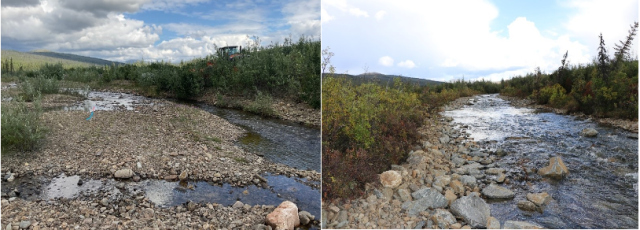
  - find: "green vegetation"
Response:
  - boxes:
[1,50,98,72]
[502,22,638,119]
[244,91,276,116]
[30,51,125,66]
[1,97,47,154]
[2,36,321,111]
[322,49,496,199]
[322,22,638,200]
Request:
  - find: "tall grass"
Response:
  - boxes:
[19,75,60,101]
[1,96,47,154]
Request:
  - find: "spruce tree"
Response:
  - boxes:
[613,21,639,68]
[597,33,609,84]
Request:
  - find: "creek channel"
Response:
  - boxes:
[2,91,321,222]
[443,94,638,228]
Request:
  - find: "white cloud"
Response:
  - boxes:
[378,56,394,67]
[349,8,368,17]
[322,8,335,23]
[282,0,320,37]
[141,0,208,12]
[397,60,415,68]
[375,10,386,21]
[321,8,335,23]
[323,0,369,18]
[2,0,319,63]
[563,0,638,53]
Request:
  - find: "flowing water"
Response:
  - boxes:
[443,94,638,228]
[3,91,321,227]
[63,92,321,172]
[197,104,321,172]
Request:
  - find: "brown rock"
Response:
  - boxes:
[165,175,178,181]
[114,169,133,179]
[444,189,457,205]
[380,170,402,188]
[179,171,188,181]
[538,157,569,179]
[496,173,506,183]
[526,192,551,207]
[450,180,465,195]
[266,201,300,230]
[517,201,538,212]
[486,216,500,229]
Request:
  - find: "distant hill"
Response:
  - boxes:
[323,72,444,87]
[29,51,124,66]
[1,50,124,71]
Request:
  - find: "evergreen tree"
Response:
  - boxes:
[597,33,610,84]
[613,21,639,69]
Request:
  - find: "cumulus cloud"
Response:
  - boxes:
[397,60,415,68]
[321,8,335,23]
[323,0,616,81]
[60,0,149,17]
[2,0,41,7]
[563,0,638,53]
[378,56,394,67]
[141,0,207,12]
[323,0,369,19]
[1,0,159,51]
[282,0,321,37]
[2,0,319,63]
[375,10,386,21]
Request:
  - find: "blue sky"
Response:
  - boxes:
[2,0,320,63]
[322,0,639,82]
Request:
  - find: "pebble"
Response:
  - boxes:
[18,221,30,229]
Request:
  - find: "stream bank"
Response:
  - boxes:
[322,94,637,229]
[2,89,321,229]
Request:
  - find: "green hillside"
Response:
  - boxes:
[323,72,444,87]
[1,50,123,72]
[30,51,124,66]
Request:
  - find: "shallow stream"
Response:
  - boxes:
[443,94,638,228]
[3,90,321,226]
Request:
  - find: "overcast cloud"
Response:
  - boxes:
[2,0,320,63]
[322,0,638,82]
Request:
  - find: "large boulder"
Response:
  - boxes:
[380,170,402,188]
[402,188,448,216]
[450,194,491,228]
[114,169,134,179]
[503,221,543,229]
[580,128,598,137]
[481,184,515,199]
[266,201,300,230]
[538,157,569,179]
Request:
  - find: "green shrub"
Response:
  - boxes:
[244,90,275,116]
[322,76,422,199]
[1,96,47,154]
[19,75,60,101]
[39,63,64,80]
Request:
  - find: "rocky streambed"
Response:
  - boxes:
[322,94,637,229]
[2,90,321,229]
